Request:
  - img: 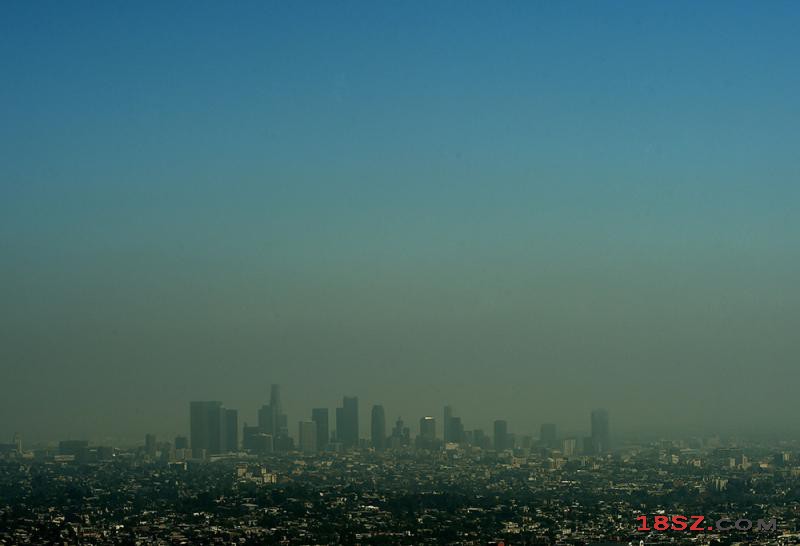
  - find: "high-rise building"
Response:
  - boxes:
[540,423,557,448]
[311,408,329,452]
[417,416,437,449]
[190,401,225,458]
[174,436,189,450]
[389,416,409,449]
[242,425,259,451]
[449,417,464,444]
[270,384,289,444]
[254,433,274,454]
[493,420,509,451]
[224,409,238,452]
[591,409,610,454]
[270,384,288,432]
[298,420,317,454]
[561,437,577,457]
[270,384,282,416]
[443,406,453,442]
[473,429,491,450]
[256,385,289,451]
[335,407,342,440]
[420,416,436,440]
[443,405,465,444]
[371,405,386,451]
[337,396,359,448]
[257,404,273,434]
[243,425,273,454]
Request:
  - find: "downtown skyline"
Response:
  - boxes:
[187,386,612,457]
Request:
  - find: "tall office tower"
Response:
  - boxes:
[257,404,273,435]
[190,401,225,457]
[561,437,577,457]
[420,416,436,441]
[392,417,404,436]
[145,433,157,457]
[443,406,464,444]
[174,436,189,450]
[450,417,464,444]
[242,425,260,451]
[591,408,610,454]
[473,429,491,450]
[443,406,453,442]
[389,416,406,449]
[335,407,343,441]
[417,416,436,449]
[493,420,509,451]
[298,420,317,454]
[337,396,359,448]
[540,423,557,448]
[269,384,289,442]
[371,405,386,451]
[311,408,329,452]
[13,433,22,454]
[224,408,238,452]
[270,384,282,418]
[243,425,274,454]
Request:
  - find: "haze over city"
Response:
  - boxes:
[2,2,799,445]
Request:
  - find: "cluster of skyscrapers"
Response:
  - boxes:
[189,385,611,458]
[188,401,239,459]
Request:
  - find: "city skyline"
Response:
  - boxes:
[192,391,612,455]
[44,395,614,456]
[8,379,798,447]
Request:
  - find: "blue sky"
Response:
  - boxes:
[1,2,799,443]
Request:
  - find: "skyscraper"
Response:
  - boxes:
[493,420,509,451]
[371,405,386,451]
[224,408,238,452]
[337,396,359,448]
[389,416,409,449]
[449,416,464,444]
[243,425,273,454]
[416,416,437,449]
[257,404,273,435]
[270,384,282,416]
[419,416,436,442]
[540,423,557,448]
[443,406,453,443]
[270,384,288,439]
[311,408,329,452]
[561,437,577,457]
[335,407,342,441]
[190,401,224,458]
[443,405,465,444]
[591,409,610,454]
[298,420,317,454]
[257,384,289,451]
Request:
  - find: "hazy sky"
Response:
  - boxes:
[2,2,799,445]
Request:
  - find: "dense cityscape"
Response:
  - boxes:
[2,385,800,545]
